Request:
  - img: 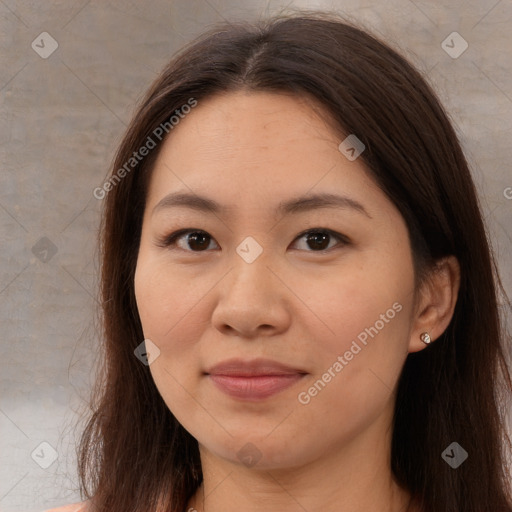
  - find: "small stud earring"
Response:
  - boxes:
[420,332,431,344]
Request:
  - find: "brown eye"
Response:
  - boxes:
[305,231,331,251]
[159,228,349,253]
[160,230,219,252]
[183,231,212,251]
[292,229,349,252]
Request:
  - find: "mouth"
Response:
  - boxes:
[205,358,308,401]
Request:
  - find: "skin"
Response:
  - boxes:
[134,91,460,512]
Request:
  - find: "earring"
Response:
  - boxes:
[420,332,431,344]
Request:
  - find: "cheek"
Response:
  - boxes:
[294,276,412,437]
[134,257,206,422]
[135,250,189,335]
[134,253,213,376]
[312,263,412,356]
[134,262,168,338]
[302,250,415,415]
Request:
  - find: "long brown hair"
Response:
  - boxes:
[77,11,512,512]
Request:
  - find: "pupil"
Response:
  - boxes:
[307,232,329,250]
[189,232,209,251]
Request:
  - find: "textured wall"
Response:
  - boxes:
[1,1,511,511]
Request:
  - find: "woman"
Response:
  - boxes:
[46,11,512,512]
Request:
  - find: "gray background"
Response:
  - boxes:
[1,1,511,511]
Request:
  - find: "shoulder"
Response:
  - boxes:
[43,502,89,512]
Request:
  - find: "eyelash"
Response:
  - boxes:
[157,228,350,253]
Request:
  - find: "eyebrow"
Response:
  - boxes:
[152,191,371,218]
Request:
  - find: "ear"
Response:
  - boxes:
[408,255,461,353]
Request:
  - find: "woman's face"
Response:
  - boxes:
[134,91,419,469]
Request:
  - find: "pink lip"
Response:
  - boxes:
[205,358,307,401]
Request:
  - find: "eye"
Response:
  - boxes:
[157,228,349,253]
[291,229,349,252]
[158,229,219,252]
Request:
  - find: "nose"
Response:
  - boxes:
[210,251,292,339]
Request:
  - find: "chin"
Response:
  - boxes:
[197,429,319,471]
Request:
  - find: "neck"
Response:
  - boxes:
[189,475,413,512]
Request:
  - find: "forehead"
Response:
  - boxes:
[145,91,384,218]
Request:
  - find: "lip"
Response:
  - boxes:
[205,358,308,401]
